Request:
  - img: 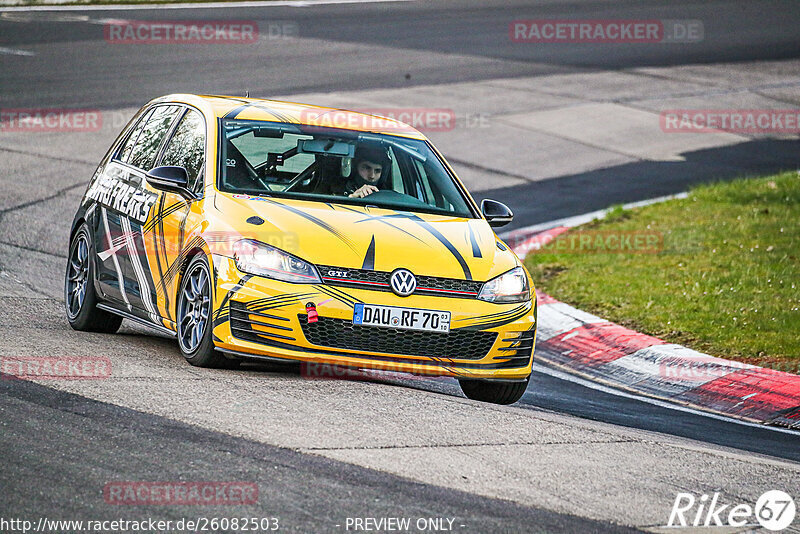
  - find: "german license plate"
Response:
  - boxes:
[353,303,450,333]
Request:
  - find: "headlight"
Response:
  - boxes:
[233,239,321,284]
[478,266,530,304]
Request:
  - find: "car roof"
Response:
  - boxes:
[150,93,427,140]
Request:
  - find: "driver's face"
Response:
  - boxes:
[356,160,383,183]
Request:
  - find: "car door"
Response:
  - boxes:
[143,107,208,328]
[90,104,183,324]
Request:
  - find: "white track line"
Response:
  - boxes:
[0,0,415,12]
[0,46,35,55]
[533,364,800,437]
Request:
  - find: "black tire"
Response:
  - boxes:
[176,254,234,368]
[458,376,530,405]
[65,223,123,333]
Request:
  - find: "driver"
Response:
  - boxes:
[337,146,390,198]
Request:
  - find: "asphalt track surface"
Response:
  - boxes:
[1,378,634,533]
[1,0,799,531]
[2,0,800,108]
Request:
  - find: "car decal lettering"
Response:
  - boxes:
[86,167,157,224]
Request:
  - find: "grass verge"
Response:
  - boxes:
[525,172,800,373]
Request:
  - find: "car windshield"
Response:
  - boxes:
[217,119,475,217]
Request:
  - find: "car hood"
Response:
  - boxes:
[212,193,518,282]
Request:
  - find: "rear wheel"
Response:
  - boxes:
[65,224,122,333]
[458,376,530,405]
[177,255,236,368]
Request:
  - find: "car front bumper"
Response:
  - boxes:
[210,257,536,380]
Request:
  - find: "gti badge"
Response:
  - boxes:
[390,269,417,297]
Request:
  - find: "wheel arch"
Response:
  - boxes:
[172,239,214,318]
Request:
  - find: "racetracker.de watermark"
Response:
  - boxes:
[658,354,800,382]
[0,356,111,380]
[103,482,258,505]
[532,230,663,254]
[660,109,800,134]
[300,362,450,382]
[299,108,463,133]
[103,20,297,44]
[510,19,703,43]
[94,229,300,260]
[0,109,102,132]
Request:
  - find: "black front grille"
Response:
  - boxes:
[229,301,296,344]
[492,329,536,368]
[298,315,497,360]
[316,265,483,299]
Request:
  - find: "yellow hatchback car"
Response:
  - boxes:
[66,94,536,404]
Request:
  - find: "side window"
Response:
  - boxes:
[160,109,206,194]
[116,108,153,163]
[127,105,182,171]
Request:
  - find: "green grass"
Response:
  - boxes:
[525,172,800,373]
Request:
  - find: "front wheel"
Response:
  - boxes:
[176,255,234,368]
[458,376,530,405]
[65,224,122,333]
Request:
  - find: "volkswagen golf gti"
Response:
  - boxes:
[65,94,537,404]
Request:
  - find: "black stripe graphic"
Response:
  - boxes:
[245,292,312,310]
[215,275,254,318]
[354,212,472,280]
[454,305,532,331]
[345,206,429,245]
[362,236,376,270]
[248,292,316,312]
[458,303,528,324]
[143,202,186,233]
[151,195,171,320]
[256,197,358,253]
[162,236,204,287]
[314,285,361,309]
[467,223,482,258]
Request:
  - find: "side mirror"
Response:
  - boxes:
[145,166,195,200]
[481,199,513,228]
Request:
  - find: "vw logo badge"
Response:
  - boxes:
[390,269,417,297]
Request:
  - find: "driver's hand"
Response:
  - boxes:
[349,184,379,198]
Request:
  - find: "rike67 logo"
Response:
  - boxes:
[668,490,796,531]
